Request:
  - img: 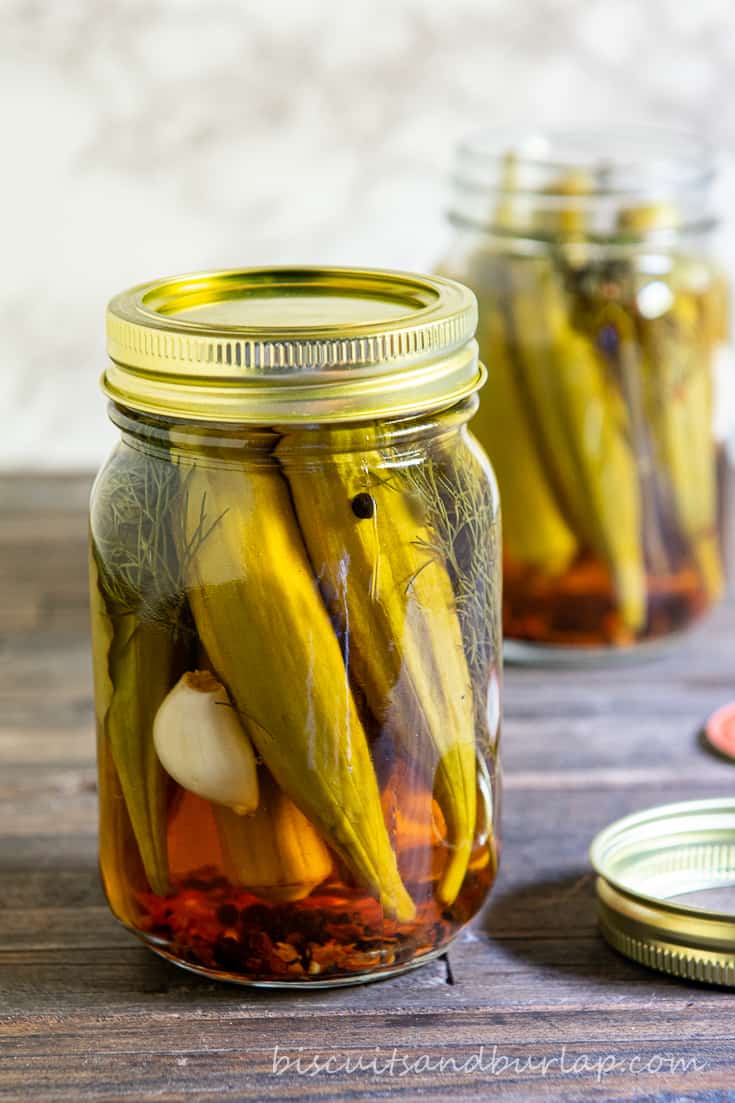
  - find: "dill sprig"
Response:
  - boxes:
[92,447,221,632]
[396,444,501,692]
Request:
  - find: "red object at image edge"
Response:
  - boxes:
[705,702,735,760]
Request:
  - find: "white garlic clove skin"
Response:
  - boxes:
[153,670,259,814]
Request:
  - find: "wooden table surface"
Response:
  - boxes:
[2,474,735,1103]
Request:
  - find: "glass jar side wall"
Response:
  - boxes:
[90,404,501,985]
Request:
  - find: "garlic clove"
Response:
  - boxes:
[153,670,259,813]
[214,770,334,901]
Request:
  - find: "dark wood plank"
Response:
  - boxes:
[2,474,735,1101]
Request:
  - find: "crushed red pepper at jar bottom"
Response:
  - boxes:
[137,877,493,982]
[114,771,496,983]
[503,554,713,648]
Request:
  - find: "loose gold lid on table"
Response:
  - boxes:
[105,267,482,423]
[590,798,735,986]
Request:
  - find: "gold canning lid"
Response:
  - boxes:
[104,267,482,423]
[590,798,735,986]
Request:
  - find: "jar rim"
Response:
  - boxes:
[450,124,719,239]
[104,266,483,424]
[457,125,715,188]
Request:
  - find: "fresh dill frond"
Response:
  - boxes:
[92,446,220,633]
[392,442,501,692]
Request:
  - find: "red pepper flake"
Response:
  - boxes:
[134,864,493,982]
[273,941,300,964]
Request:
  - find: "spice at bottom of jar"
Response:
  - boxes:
[101,774,495,984]
[503,552,715,649]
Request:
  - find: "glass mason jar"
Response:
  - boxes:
[89,267,501,987]
[439,129,732,659]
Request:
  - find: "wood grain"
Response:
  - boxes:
[1,474,735,1102]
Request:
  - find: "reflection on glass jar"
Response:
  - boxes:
[90,268,501,987]
[440,128,733,657]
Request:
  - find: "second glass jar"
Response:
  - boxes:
[440,128,732,657]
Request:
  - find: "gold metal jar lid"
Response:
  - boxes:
[590,798,735,986]
[104,267,482,423]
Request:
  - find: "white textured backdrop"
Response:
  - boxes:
[3,0,735,469]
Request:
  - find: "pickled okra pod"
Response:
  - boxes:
[502,253,646,633]
[457,159,646,620]
[89,448,195,894]
[91,552,152,916]
[395,425,502,738]
[277,427,478,906]
[463,253,578,577]
[174,448,415,922]
[640,301,722,600]
[609,203,723,600]
[620,208,725,603]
